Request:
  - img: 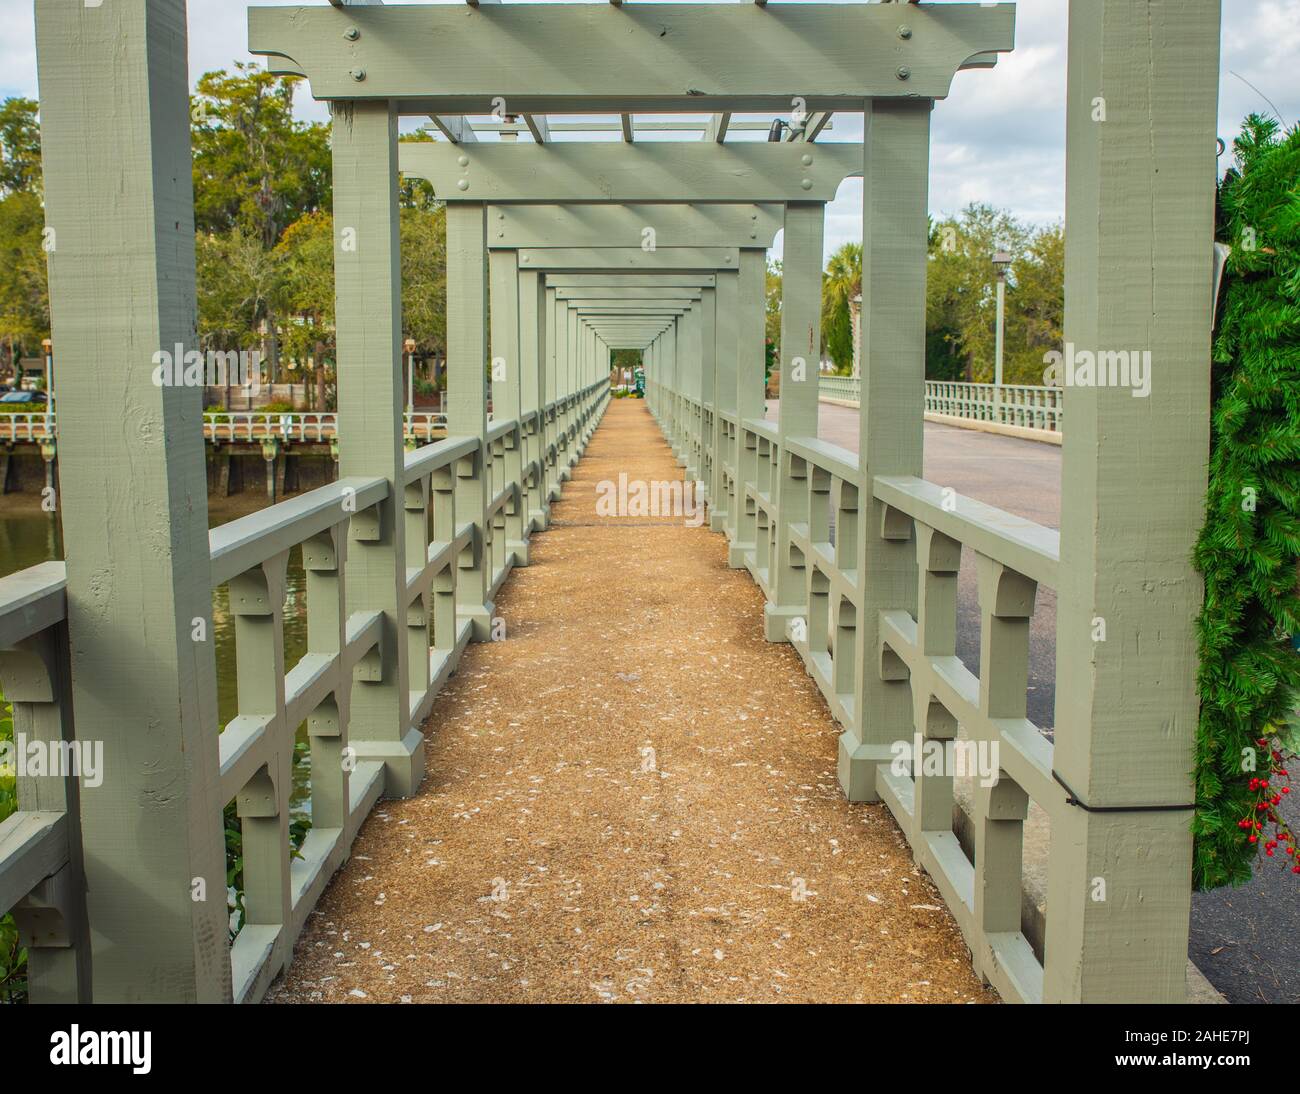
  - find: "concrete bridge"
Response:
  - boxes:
[0,0,1223,1004]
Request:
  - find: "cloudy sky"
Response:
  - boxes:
[1,0,1296,259]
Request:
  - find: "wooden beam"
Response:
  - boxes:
[543,273,718,288]
[427,115,477,144]
[805,110,833,142]
[400,141,862,203]
[620,114,634,143]
[522,113,550,144]
[249,3,1016,110]
[518,247,740,271]
[486,203,781,249]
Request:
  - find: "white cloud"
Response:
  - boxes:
[1,0,1294,263]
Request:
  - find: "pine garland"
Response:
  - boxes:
[1192,115,1300,889]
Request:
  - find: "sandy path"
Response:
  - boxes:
[267,400,992,1004]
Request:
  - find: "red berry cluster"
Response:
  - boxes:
[1237,737,1297,873]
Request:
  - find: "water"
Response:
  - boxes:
[0,500,313,823]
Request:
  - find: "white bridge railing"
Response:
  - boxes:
[817,377,1064,435]
[0,411,450,444]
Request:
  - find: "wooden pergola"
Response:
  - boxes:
[8,0,1223,1005]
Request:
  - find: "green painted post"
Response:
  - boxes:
[766,202,824,641]
[1044,0,1220,1003]
[839,99,932,801]
[710,271,739,534]
[489,248,529,566]
[447,203,495,641]
[729,249,767,568]
[519,268,547,530]
[331,101,422,796]
[544,284,560,502]
[34,0,229,1001]
[555,298,570,478]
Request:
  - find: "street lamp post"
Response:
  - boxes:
[41,337,53,407]
[992,251,1012,423]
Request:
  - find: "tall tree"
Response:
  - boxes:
[0,191,49,379]
[190,64,330,250]
[822,241,861,375]
[926,204,1031,382]
[0,98,42,198]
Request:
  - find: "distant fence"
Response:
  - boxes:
[818,377,1064,437]
[0,411,450,445]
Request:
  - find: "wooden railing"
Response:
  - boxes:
[0,381,608,1002]
[681,398,1072,1003]
[658,342,1202,1002]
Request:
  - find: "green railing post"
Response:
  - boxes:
[767,202,824,640]
[519,268,547,531]
[1044,0,1221,1003]
[331,100,421,796]
[489,248,529,566]
[711,271,739,533]
[447,203,495,641]
[840,99,932,801]
[729,249,768,569]
[34,0,229,1000]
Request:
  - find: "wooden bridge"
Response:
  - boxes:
[0,0,1221,1004]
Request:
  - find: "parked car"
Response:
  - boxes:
[0,389,47,404]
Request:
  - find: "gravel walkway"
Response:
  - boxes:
[266,400,992,1004]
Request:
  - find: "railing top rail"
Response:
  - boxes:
[0,561,67,647]
[742,417,778,444]
[784,435,860,485]
[873,474,1060,588]
[402,433,478,485]
[486,417,518,444]
[209,475,388,585]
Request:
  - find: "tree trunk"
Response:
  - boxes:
[849,294,862,378]
[314,340,326,413]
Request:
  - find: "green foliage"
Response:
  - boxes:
[0,99,42,198]
[765,259,782,368]
[926,205,1061,384]
[1192,115,1300,890]
[0,691,27,1003]
[399,206,448,357]
[0,403,49,415]
[196,226,279,354]
[0,190,50,372]
[822,242,860,374]
[191,65,331,250]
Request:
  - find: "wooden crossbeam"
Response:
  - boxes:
[522,113,550,143]
[400,141,862,202]
[427,115,477,143]
[249,4,1015,110]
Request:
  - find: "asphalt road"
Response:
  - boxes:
[766,399,1299,1004]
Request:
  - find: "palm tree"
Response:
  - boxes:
[822,242,862,376]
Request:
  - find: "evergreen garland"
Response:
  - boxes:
[1192,115,1300,889]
